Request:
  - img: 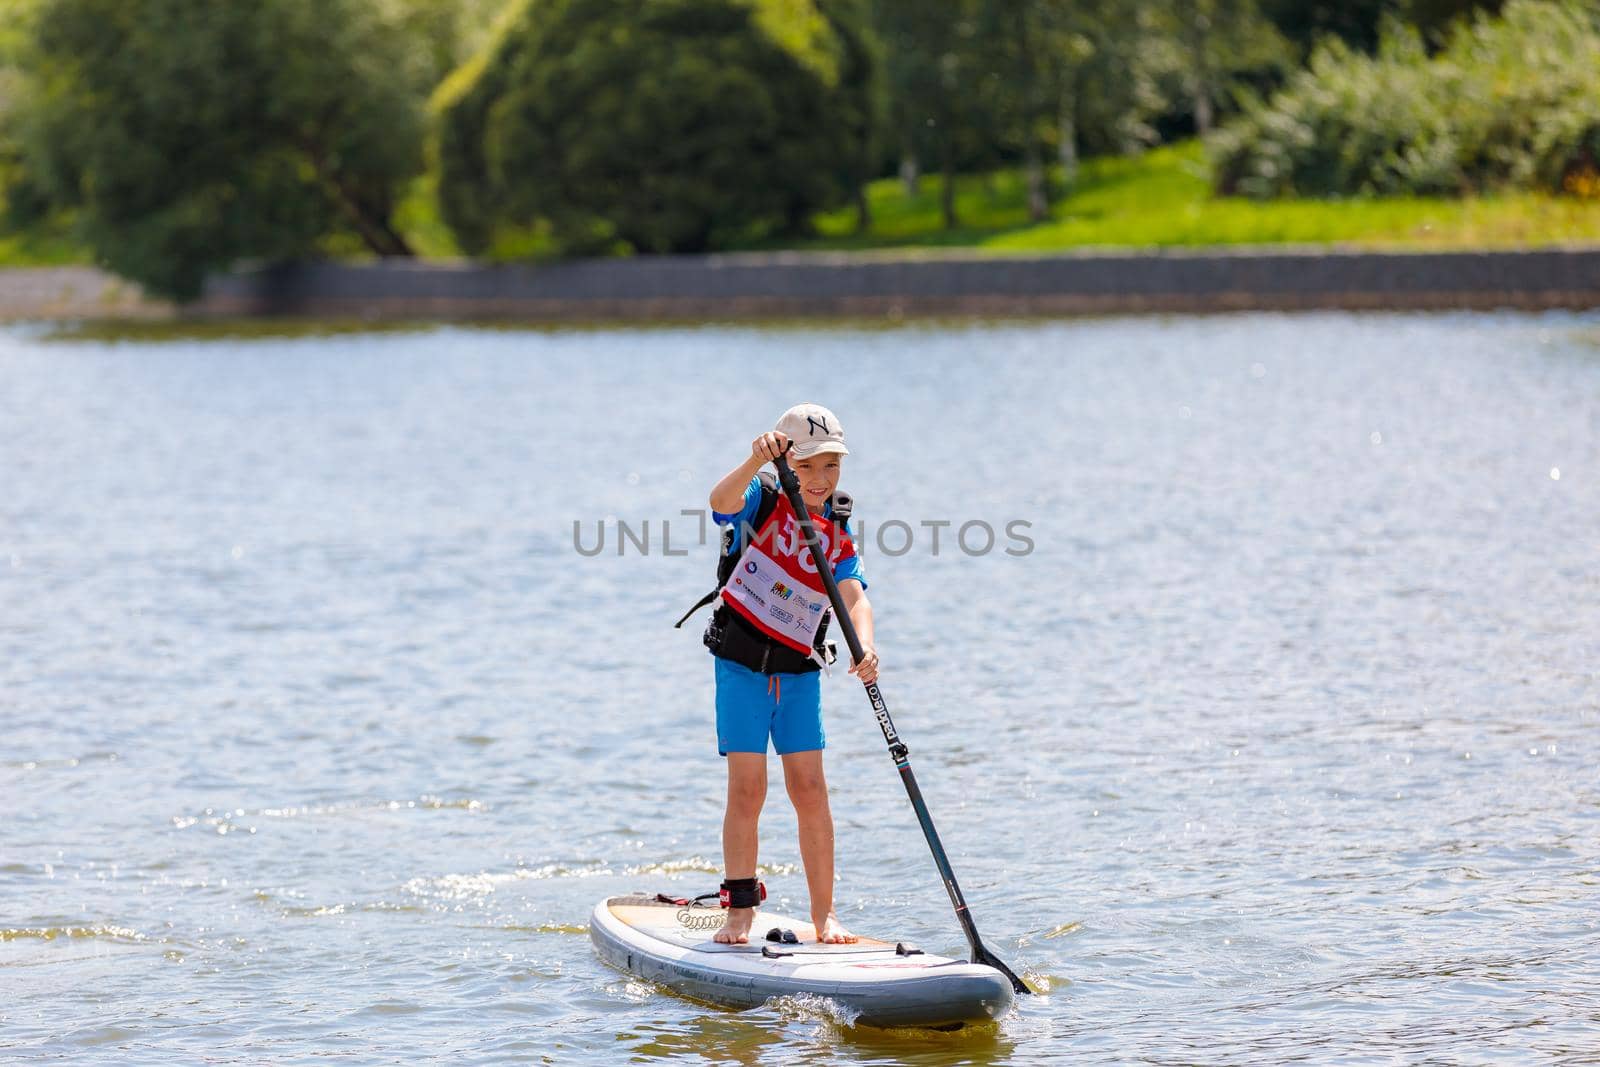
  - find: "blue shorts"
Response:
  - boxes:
[714,658,824,756]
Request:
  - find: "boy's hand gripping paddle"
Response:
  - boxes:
[772,449,1031,995]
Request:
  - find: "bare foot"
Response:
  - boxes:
[713,907,755,944]
[813,912,858,944]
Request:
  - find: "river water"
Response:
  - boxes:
[2,312,1597,1064]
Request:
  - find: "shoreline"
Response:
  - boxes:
[3,246,1599,323]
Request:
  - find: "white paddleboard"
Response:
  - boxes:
[590,893,1015,1028]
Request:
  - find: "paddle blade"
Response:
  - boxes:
[975,945,1033,995]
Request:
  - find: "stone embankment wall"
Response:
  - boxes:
[0,266,171,321]
[4,248,1598,322]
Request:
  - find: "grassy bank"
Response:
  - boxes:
[794,141,1600,253]
[0,211,86,267]
[6,140,1600,269]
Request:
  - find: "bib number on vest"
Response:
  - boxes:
[776,515,840,575]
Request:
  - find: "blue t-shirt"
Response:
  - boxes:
[712,476,867,590]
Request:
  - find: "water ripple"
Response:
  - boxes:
[5,313,1599,1062]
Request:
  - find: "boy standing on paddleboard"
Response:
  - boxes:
[694,403,878,945]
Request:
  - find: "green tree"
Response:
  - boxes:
[978,0,1228,219]
[14,0,426,299]
[870,0,988,228]
[0,0,42,223]
[819,0,884,233]
[873,0,1207,224]
[1260,0,1504,54]
[1408,0,1506,40]
[1211,0,1600,198]
[1056,2,1169,159]
[378,0,515,96]
[1259,0,1400,53]
[1150,0,1293,135]
[980,0,1053,221]
[434,0,873,256]
[985,0,1182,192]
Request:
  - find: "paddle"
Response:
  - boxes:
[772,449,1031,995]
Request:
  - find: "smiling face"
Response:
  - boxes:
[791,451,842,513]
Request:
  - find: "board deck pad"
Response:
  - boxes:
[608,902,894,952]
[590,893,1016,1028]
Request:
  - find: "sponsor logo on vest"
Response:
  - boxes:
[807,601,823,614]
[744,560,758,573]
[771,581,794,600]
[771,607,794,625]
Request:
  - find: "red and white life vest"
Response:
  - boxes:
[720,494,856,655]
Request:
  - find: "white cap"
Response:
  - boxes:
[776,402,849,460]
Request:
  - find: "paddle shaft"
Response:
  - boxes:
[772,453,1030,994]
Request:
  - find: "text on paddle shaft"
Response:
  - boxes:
[869,683,901,748]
